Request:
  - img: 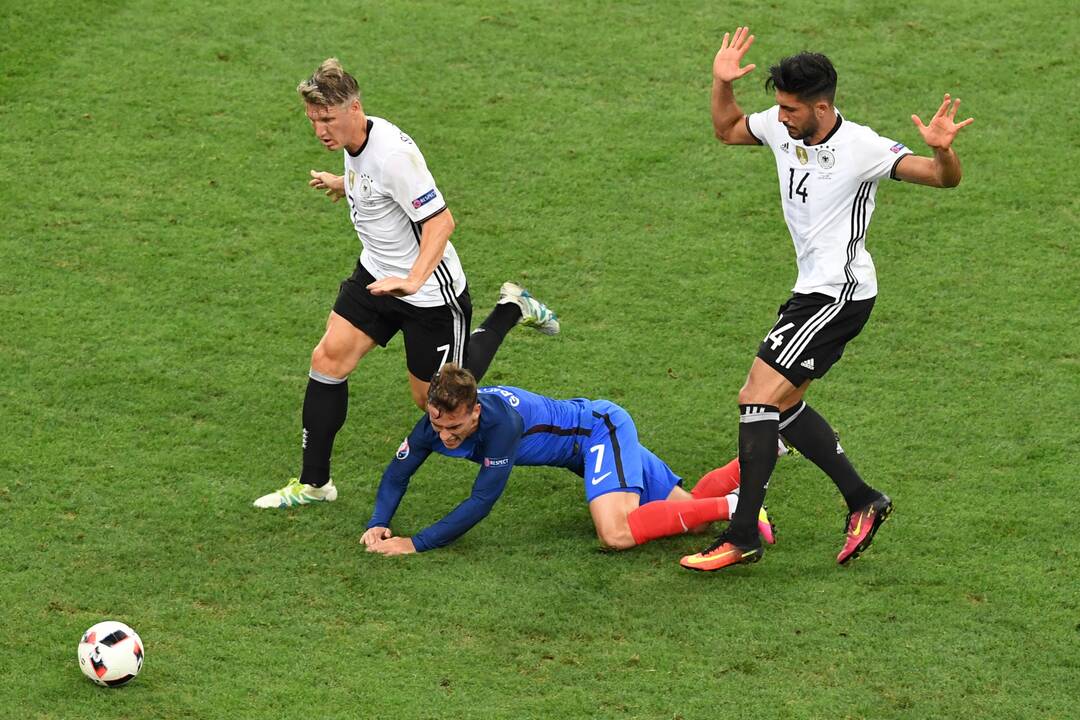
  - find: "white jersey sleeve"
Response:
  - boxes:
[746,106,780,146]
[852,128,913,182]
[383,146,447,223]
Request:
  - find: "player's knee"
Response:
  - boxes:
[737,383,759,405]
[409,385,427,411]
[311,344,352,378]
[596,525,636,551]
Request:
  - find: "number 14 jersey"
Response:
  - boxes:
[746,107,912,301]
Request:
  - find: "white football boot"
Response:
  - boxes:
[498,282,560,335]
[253,478,338,509]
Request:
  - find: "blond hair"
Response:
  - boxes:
[297,57,360,107]
[427,364,478,414]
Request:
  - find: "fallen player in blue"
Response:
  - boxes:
[362,364,776,555]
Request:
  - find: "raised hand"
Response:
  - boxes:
[713,26,757,82]
[911,94,974,150]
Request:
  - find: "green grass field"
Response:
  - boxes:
[3,1,1078,718]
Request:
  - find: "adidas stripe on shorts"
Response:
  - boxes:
[756,292,875,386]
[334,262,473,381]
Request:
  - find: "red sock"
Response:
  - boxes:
[691,458,740,498]
[627,497,731,545]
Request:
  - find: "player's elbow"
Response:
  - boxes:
[940,173,962,189]
[715,126,739,145]
[933,163,963,188]
[469,497,498,521]
[714,116,750,145]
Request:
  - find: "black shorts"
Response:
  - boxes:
[757,292,875,386]
[333,263,473,380]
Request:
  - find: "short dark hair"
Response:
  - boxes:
[765,52,837,104]
[427,363,477,414]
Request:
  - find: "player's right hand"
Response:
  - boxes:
[713,26,756,82]
[360,526,393,547]
[309,170,346,202]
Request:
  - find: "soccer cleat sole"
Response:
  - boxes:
[519,316,560,335]
[838,501,893,565]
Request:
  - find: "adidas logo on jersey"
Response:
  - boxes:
[800,358,815,370]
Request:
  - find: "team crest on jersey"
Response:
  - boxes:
[357,174,374,201]
[796,146,808,165]
[817,148,835,169]
[395,438,410,460]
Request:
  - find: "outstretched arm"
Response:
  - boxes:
[711,26,760,145]
[408,462,516,553]
[369,411,524,555]
[894,94,974,188]
[363,420,435,547]
[367,459,518,556]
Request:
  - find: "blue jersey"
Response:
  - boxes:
[369,386,595,551]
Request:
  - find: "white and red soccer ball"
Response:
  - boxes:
[77,621,144,687]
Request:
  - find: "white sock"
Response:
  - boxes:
[724,492,739,514]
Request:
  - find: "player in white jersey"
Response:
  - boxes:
[681,28,973,572]
[253,58,559,510]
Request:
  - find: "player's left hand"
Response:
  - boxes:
[367,536,417,556]
[367,276,422,297]
[911,94,974,150]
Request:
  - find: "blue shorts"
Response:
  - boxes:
[582,400,682,504]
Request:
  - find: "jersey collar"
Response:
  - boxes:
[346,118,374,157]
[806,111,843,147]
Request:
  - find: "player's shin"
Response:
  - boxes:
[627,497,730,545]
[727,404,780,543]
[692,439,788,498]
[691,458,741,498]
[779,402,879,511]
[299,371,348,487]
[463,304,520,382]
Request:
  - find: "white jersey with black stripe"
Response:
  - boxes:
[342,116,465,308]
[746,107,912,301]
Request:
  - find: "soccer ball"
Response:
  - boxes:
[77,621,144,687]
